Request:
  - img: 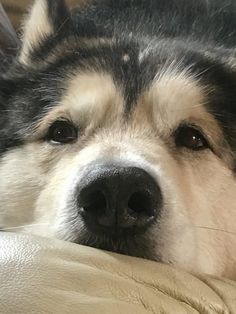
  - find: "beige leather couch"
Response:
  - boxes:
[0,232,236,314]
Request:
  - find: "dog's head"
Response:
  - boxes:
[0,0,236,278]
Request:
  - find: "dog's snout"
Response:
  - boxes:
[77,165,162,235]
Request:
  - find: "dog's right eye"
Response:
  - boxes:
[47,120,78,144]
[174,125,210,151]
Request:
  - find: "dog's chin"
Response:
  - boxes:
[74,230,160,261]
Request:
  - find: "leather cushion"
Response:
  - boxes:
[1,232,236,314]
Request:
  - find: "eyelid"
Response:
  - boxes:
[175,122,204,135]
[51,117,73,124]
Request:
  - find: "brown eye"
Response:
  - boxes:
[175,125,209,151]
[47,120,78,144]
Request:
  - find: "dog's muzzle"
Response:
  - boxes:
[77,164,162,236]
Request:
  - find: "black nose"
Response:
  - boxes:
[77,165,162,235]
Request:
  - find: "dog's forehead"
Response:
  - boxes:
[51,69,207,131]
[62,72,123,125]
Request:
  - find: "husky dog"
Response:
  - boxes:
[0,0,236,279]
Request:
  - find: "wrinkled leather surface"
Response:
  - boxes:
[0,233,236,314]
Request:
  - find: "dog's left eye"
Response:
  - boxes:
[174,125,209,151]
[47,120,78,144]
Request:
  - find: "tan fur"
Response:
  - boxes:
[140,73,233,163]
[19,0,54,65]
[1,69,236,280]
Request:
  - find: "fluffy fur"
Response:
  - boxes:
[0,0,236,279]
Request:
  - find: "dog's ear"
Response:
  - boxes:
[19,0,72,65]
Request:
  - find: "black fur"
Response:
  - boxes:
[0,0,236,164]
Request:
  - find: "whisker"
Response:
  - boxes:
[195,225,236,236]
[1,223,49,231]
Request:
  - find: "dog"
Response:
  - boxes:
[0,0,236,279]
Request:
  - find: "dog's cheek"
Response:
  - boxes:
[176,154,236,275]
[148,156,199,271]
[0,141,69,231]
[32,159,78,238]
[147,151,234,275]
[0,146,46,229]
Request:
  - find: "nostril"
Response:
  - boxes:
[81,190,107,215]
[128,191,154,216]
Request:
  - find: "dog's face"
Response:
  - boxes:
[1,0,236,279]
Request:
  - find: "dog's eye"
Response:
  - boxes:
[174,125,209,151]
[47,120,78,144]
